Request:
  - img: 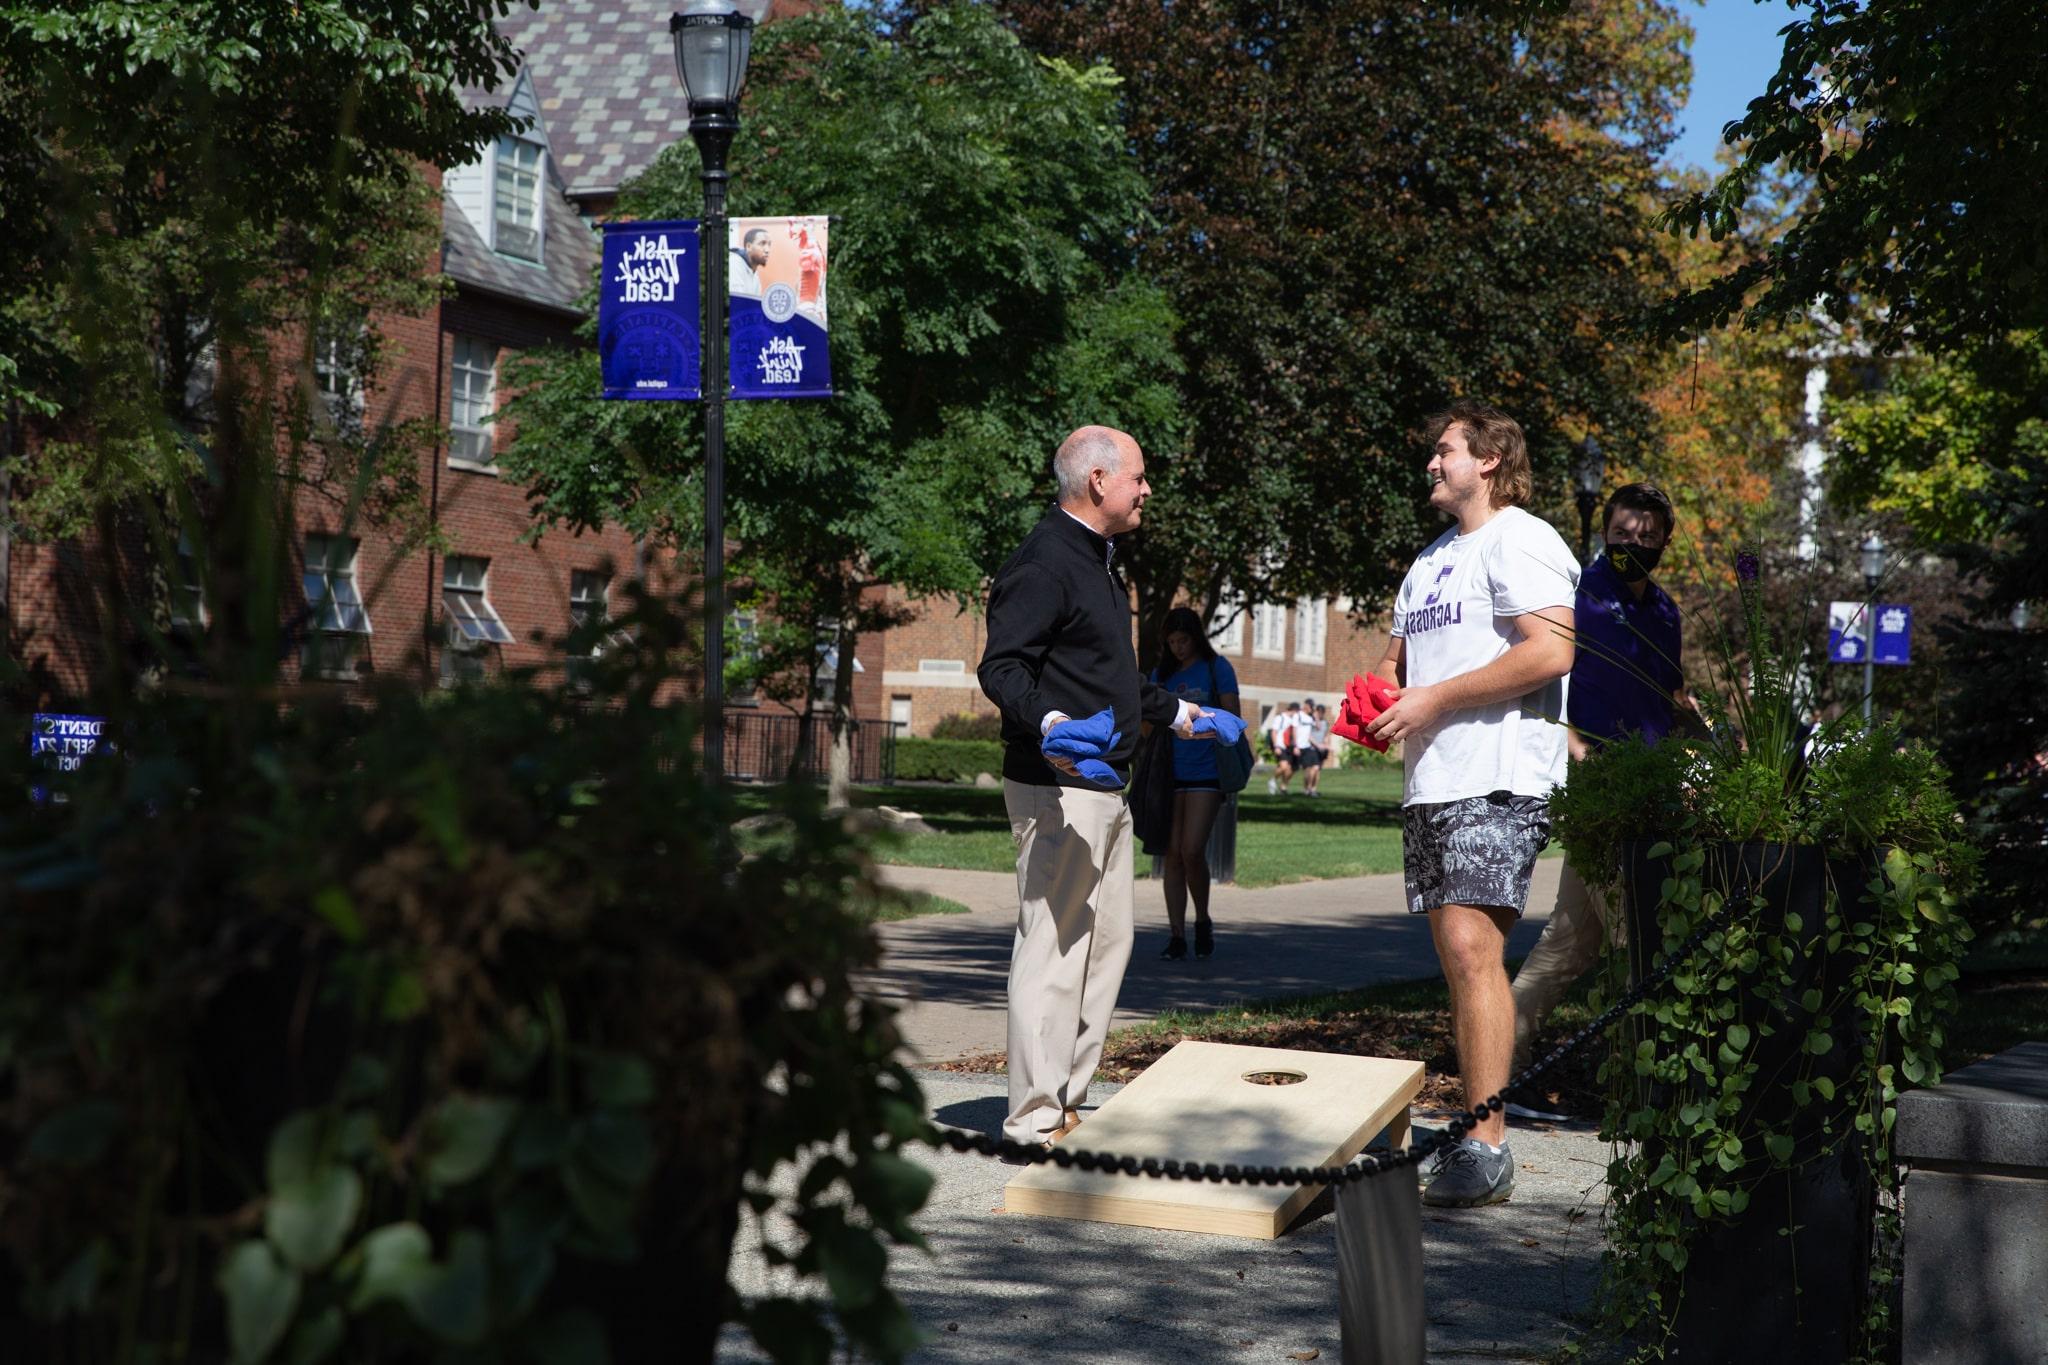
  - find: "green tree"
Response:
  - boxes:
[1658,2,2048,928]
[497,3,1181,799]
[997,0,1681,651]
[1656,0,2048,352]
[1823,334,2048,928]
[1828,334,2048,547]
[0,0,527,692]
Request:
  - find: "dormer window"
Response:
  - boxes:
[493,136,543,262]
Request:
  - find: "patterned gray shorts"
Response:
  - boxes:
[1402,792,1552,916]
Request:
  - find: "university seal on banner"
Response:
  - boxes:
[728,214,833,399]
[604,311,692,392]
[598,220,703,401]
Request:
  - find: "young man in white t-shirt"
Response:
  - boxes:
[1261,700,1300,795]
[1367,400,1579,1208]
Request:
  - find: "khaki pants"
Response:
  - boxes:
[1002,779,1135,1145]
[1509,858,1619,1071]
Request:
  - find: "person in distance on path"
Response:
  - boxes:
[977,426,1208,1152]
[1147,604,1242,961]
[1367,400,1578,1208]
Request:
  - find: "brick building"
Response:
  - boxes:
[2,0,1387,751]
[869,584,1394,737]
[3,7,722,706]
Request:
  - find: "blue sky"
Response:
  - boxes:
[1669,0,1800,171]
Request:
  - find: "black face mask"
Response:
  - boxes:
[1608,543,1663,583]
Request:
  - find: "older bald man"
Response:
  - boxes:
[977,427,1202,1150]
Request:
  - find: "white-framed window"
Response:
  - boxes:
[176,315,217,424]
[444,556,513,646]
[917,658,966,674]
[570,570,609,637]
[1207,594,1245,655]
[312,320,365,421]
[304,535,370,633]
[450,335,497,467]
[724,606,763,704]
[1294,597,1327,665]
[493,136,544,262]
[302,534,370,678]
[442,556,513,685]
[889,697,914,736]
[566,570,612,691]
[170,529,206,629]
[1252,602,1288,660]
[811,629,863,710]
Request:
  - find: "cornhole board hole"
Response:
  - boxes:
[1003,1040,1424,1239]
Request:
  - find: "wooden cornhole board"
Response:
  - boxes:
[1003,1040,1424,1240]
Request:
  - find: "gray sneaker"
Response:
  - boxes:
[1421,1138,1515,1207]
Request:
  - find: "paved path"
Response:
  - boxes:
[722,1069,1612,1364]
[720,863,1608,1363]
[869,859,1565,1063]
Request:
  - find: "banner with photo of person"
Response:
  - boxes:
[727,215,832,399]
[598,220,702,400]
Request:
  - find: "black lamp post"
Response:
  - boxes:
[1573,436,1603,565]
[670,0,765,784]
[1859,531,1884,726]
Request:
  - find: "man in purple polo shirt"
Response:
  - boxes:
[1507,483,1684,1101]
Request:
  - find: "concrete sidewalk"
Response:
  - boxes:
[718,861,1610,1362]
[721,1068,1612,1364]
[868,860,1565,1063]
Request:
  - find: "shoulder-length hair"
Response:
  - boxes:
[1152,604,1217,681]
[1424,399,1532,509]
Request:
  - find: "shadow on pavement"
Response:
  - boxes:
[867,909,1550,1037]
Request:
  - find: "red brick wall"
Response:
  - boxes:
[869,587,996,736]
[3,253,643,707]
[864,585,1395,736]
[1206,600,1394,725]
[5,535,112,705]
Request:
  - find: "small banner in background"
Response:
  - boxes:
[30,712,106,803]
[728,215,832,399]
[599,220,702,400]
[1828,600,1913,665]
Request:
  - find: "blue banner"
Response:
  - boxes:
[1828,600,1913,666]
[30,712,105,772]
[599,220,702,401]
[728,215,832,399]
[1872,603,1912,664]
[30,711,106,802]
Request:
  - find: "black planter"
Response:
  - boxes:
[1618,840,1881,1365]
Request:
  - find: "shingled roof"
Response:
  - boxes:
[440,175,599,319]
[492,3,695,203]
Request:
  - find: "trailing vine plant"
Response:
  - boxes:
[1548,547,1978,1361]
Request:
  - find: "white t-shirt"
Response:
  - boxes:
[1390,505,1580,806]
[1261,707,1293,748]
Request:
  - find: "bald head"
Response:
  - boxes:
[1052,427,1123,501]
[1054,425,1150,535]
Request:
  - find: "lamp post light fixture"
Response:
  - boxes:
[670,0,769,784]
[1573,436,1603,565]
[1859,531,1884,726]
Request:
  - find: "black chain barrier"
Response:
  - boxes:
[927,899,1740,1186]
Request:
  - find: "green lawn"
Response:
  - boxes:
[854,764,1413,888]
[873,891,971,922]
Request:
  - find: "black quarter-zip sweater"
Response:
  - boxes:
[977,507,1178,788]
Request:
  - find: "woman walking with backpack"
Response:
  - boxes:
[1147,607,1241,960]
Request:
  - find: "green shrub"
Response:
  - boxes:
[0,591,933,1364]
[893,736,1004,782]
[930,711,1002,741]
